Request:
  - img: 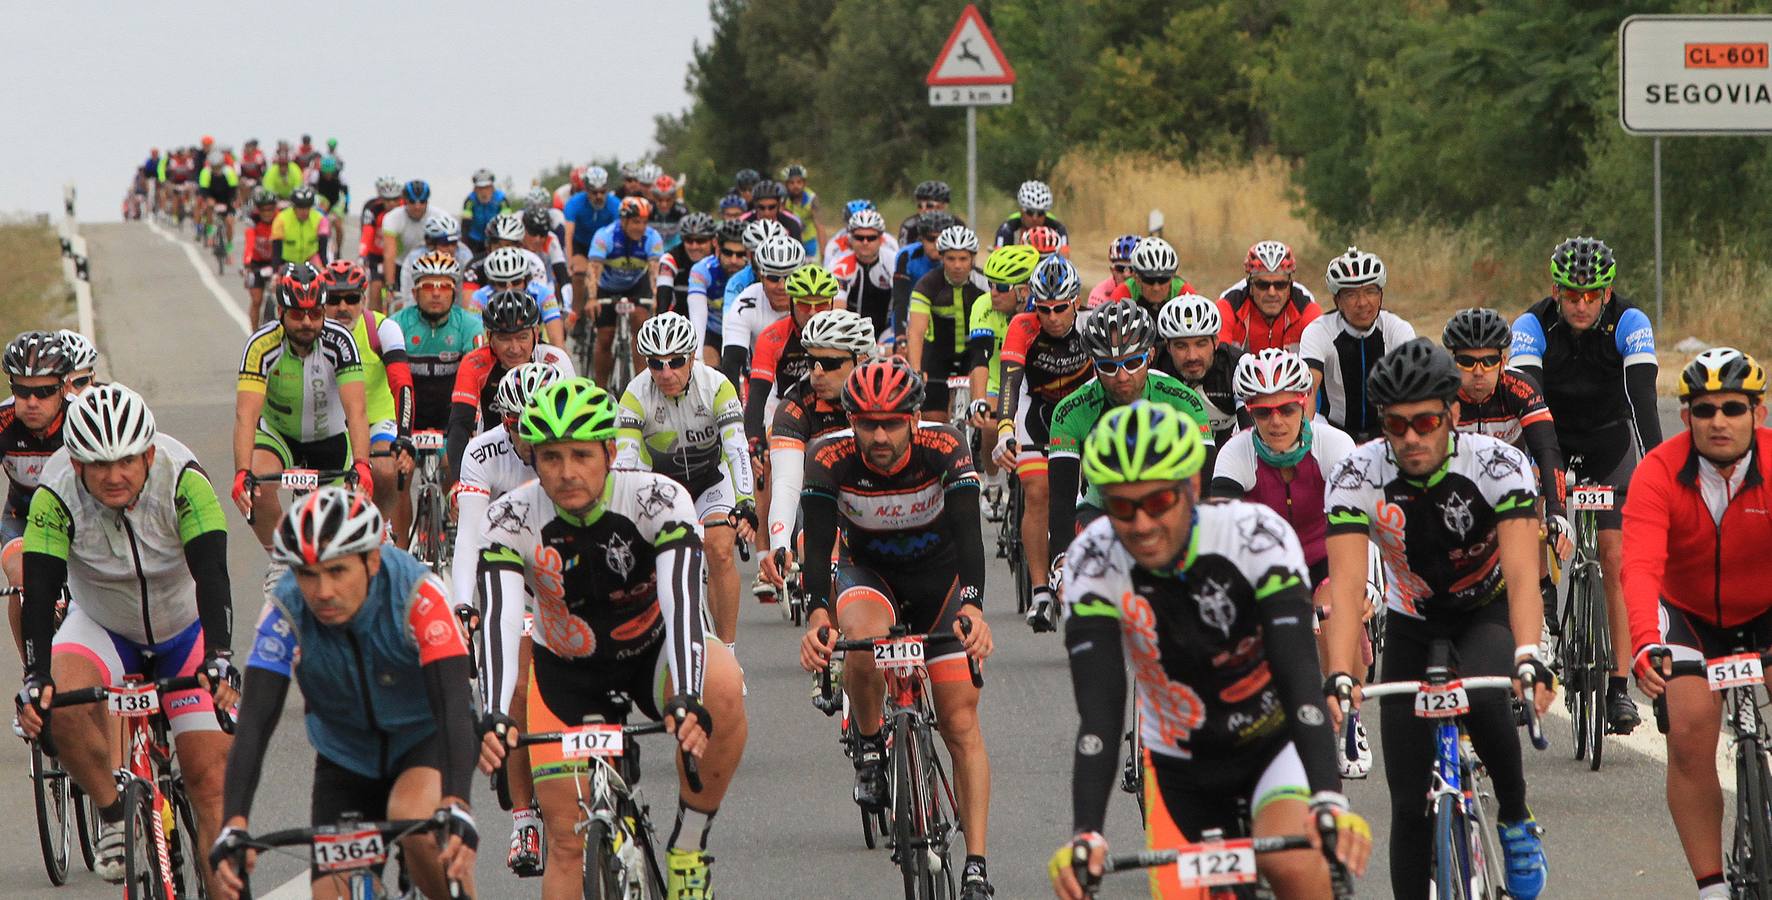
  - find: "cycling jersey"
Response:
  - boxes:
[357,197,396,260]
[350,311,413,440]
[237,151,266,181]
[270,208,330,265]
[651,203,687,250]
[261,161,304,199]
[1216,281,1321,354]
[966,299,1014,398]
[310,173,348,215]
[459,189,508,246]
[687,255,738,343]
[834,249,896,339]
[908,268,989,353]
[1061,503,1340,835]
[444,343,576,479]
[1454,371,1564,516]
[890,246,941,342]
[719,283,790,387]
[1324,432,1537,619]
[237,320,364,442]
[616,364,755,506]
[0,399,62,527]
[1298,309,1416,441]
[782,187,820,250]
[388,306,485,430]
[477,471,708,718]
[241,219,277,271]
[1509,295,1661,468]
[1208,423,1357,576]
[996,312,1090,407]
[378,205,429,265]
[450,423,535,610]
[1086,276,1119,308]
[563,191,620,254]
[1108,276,1197,311]
[1155,343,1246,446]
[587,222,664,294]
[745,316,817,437]
[992,215,1069,250]
[657,243,698,315]
[765,377,849,553]
[196,166,238,202]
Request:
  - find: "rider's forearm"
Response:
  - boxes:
[477,558,527,716]
[443,401,478,487]
[995,362,1024,421]
[1260,581,1343,795]
[1322,533,1372,676]
[801,492,840,615]
[905,312,928,370]
[720,416,756,504]
[1064,614,1126,835]
[1625,361,1663,451]
[766,446,805,553]
[719,346,748,394]
[220,666,290,823]
[233,391,265,474]
[341,383,370,464]
[1498,517,1545,653]
[743,377,771,442]
[946,486,987,609]
[1521,419,1565,516]
[383,359,415,437]
[450,490,490,615]
[21,552,67,680]
[656,541,709,696]
[184,530,233,653]
[421,655,479,801]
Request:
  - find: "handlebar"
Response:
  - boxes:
[814,618,985,711]
[1338,674,1547,751]
[216,810,467,900]
[243,468,360,525]
[492,714,703,794]
[1073,807,1345,895]
[40,674,235,757]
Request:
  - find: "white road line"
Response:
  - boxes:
[143,219,251,336]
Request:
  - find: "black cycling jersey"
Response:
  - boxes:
[1453,370,1565,516]
[992,215,1069,249]
[0,399,62,524]
[1155,343,1247,446]
[1509,294,1661,467]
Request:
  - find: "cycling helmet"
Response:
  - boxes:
[1024,225,1062,256]
[1244,240,1296,275]
[402,180,431,203]
[653,174,676,195]
[1440,308,1511,351]
[1156,294,1222,340]
[1016,180,1054,213]
[483,247,532,284]
[4,331,71,377]
[375,176,401,200]
[636,163,663,184]
[483,289,541,333]
[636,312,699,358]
[715,220,748,246]
[1082,400,1206,486]
[521,206,553,236]
[1365,338,1462,408]
[1326,246,1387,293]
[569,166,586,192]
[913,180,952,203]
[201,135,215,147]
[750,180,786,202]
[56,330,98,372]
[422,212,460,242]
[781,164,808,180]
[318,157,339,175]
[1081,299,1157,359]
[718,193,747,211]
[63,383,155,463]
[619,196,652,220]
[847,209,886,233]
[935,225,979,254]
[1129,237,1178,279]
[277,264,325,312]
[1030,255,1082,302]
[754,234,807,276]
[207,151,224,167]
[679,212,717,239]
[742,218,788,252]
[270,487,384,566]
[487,213,526,244]
[1680,347,1767,400]
[471,168,495,187]
[320,260,368,296]
[1109,234,1141,263]
[1549,236,1617,291]
[784,264,840,300]
[802,310,876,355]
[844,199,876,218]
[981,244,1040,286]
[733,168,761,191]
[518,378,619,444]
[524,186,552,209]
[1233,349,1314,400]
[252,188,276,208]
[290,187,316,208]
[918,211,956,238]
[494,362,562,419]
[842,356,924,416]
[619,162,639,181]
[584,166,609,190]
[411,250,462,281]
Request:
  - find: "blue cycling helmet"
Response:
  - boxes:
[718,193,747,211]
[1110,234,1141,263]
[402,180,431,203]
[844,198,876,218]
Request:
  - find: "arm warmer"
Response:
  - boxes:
[744,377,771,442]
[767,446,805,554]
[995,360,1025,422]
[421,655,479,801]
[1208,477,1247,500]
[479,557,528,716]
[383,356,415,437]
[220,666,290,822]
[184,530,233,654]
[444,400,478,487]
[655,541,709,698]
[451,491,491,621]
[1065,614,1126,835]
[946,486,987,609]
[801,491,840,615]
[1624,362,1663,453]
[1520,418,1566,517]
[1259,582,1343,797]
[21,552,67,680]
[687,292,709,347]
[1048,456,1082,565]
[720,346,749,396]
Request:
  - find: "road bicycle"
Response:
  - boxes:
[203,205,233,275]
[994,474,1031,618]
[1553,463,1614,770]
[242,466,361,527]
[405,430,452,573]
[1069,807,1352,899]
[607,298,640,397]
[211,810,465,900]
[1340,638,1548,900]
[13,584,101,886]
[816,623,983,899]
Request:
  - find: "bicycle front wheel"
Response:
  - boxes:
[1733,736,1772,898]
[169,780,207,899]
[583,819,620,900]
[1431,792,1471,900]
[31,743,71,885]
[74,784,98,871]
[122,779,169,900]
[1585,567,1610,771]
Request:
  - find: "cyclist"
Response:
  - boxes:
[238,191,282,325]
[308,156,349,258]
[460,167,508,256]
[195,151,239,248]
[744,264,840,443]
[446,289,576,481]
[796,357,997,900]
[779,164,823,255]
[1,332,71,658]
[719,218,785,334]
[742,180,806,243]
[732,167,762,204]
[1623,348,1772,900]
[989,255,1092,632]
[1299,246,1416,442]
[1218,240,1321,354]
[236,140,265,196]
[720,233,807,390]
[293,134,320,171]
[213,488,478,900]
[586,196,665,388]
[1156,293,1248,446]
[261,144,304,201]
[399,213,472,309]
[466,243,567,347]
[1510,235,1661,734]
[659,211,718,319]
[967,245,1040,495]
[616,313,757,647]
[897,179,960,246]
[717,192,747,222]
[378,180,433,301]
[390,252,487,436]
[1108,236,1195,315]
[520,205,572,295]
[16,384,237,888]
[1320,338,1554,900]
[320,260,415,527]
[477,378,749,900]
[891,211,951,348]
[906,224,988,423]
[823,199,879,268]
[993,180,1069,257]
[271,186,331,267]
[57,330,100,398]
[232,265,373,547]
[1442,308,1569,631]
[1087,234,1141,308]
[1049,401,1371,900]
[687,220,751,367]
[359,176,402,298]
[565,168,623,283]
[831,208,897,338]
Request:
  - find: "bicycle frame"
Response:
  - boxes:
[1660,645,1772,896]
[407,431,450,570]
[1559,475,1614,769]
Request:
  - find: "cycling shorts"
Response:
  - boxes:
[1655,597,1772,668]
[1567,444,1636,530]
[918,336,968,413]
[526,640,670,783]
[833,562,969,680]
[308,741,444,879]
[364,254,384,279]
[370,419,397,446]
[54,609,220,737]
[2,512,23,543]
[1011,394,1057,476]
[244,264,278,290]
[594,284,655,327]
[1144,742,1310,898]
[693,475,739,526]
[254,422,350,471]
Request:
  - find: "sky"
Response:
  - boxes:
[1,0,714,221]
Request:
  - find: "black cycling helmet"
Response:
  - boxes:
[733,168,761,191]
[1366,337,1463,408]
[290,187,316,207]
[402,179,431,203]
[750,179,785,201]
[918,211,956,238]
[1081,299,1157,360]
[521,206,552,237]
[483,289,541,334]
[4,331,72,378]
[715,220,748,246]
[1440,308,1512,351]
[913,180,952,203]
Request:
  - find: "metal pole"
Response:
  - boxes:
[1653,137,1664,324]
[966,105,978,228]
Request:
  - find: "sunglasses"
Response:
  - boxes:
[1251,402,1303,420]
[67,375,94,389]
[762,274,787,284]
[1380,411,1448,437]
[1556,287,1606,304]
[719,247,747,258]
[989,281,1018,294]
[1033,301,1073,315]
[1111,264,1132,274]
[1095,352,1150,375]
[917,201,941,210]
[416,280,455,293]
[323,293,363,306]
[1103,483,1187,522]
[283,306,326,321]
[793,298,834,309]
[684,235,714,245]
[1251,279,1290,292]
[1138,275,1170,286]
[1021,209,1046,217]
[853,416,911,433]
[1690,400,1754,419]
[647,356,691,371]
[9,383,60,400]
[808,355,853,372]
[491,280,527,290]
[1452,353,1503,371]
[850,232,881,243]
[753,203,780,212]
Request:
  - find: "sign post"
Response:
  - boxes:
[1619,15,1772,324]
[927,4,1015,228]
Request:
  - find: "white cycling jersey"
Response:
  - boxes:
[450,423,536,609]
[1298,309,1415,435]
[720,283,790,356]
[615,364,754,514]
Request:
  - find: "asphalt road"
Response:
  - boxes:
[0,222,1701,898]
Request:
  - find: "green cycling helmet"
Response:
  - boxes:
[518,378,618,444]
[784,263,840,300]
[1549,236,1616,290]
[981,244,1040,286]
[1082,400,1206,486]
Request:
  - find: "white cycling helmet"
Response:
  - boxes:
[471,167,495,187]
[524,186,552,209]
[848,209,886,233]
[1326,246,1387,293]
[636,163,663,184]
[801,309,876,355]
[1233,348,1314,400]
[636,312,700,358]
[742,218,788,252]
[422,212,460,241]
[584,165,609,190]
[754,233,806,276]
[495,362,562,418]
[375,176,401,200]
[1157,294,1222,339]
[63,383,155,463]
[483,247,530,283]
[1129,237,1179,279]
[486,213,526,244]
[271,487,384,566]
[935,225,978,254]
[1016,180,1053,213]
[57,329,98,371]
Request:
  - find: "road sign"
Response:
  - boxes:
[927,4,1016,87]
[929,85,1012,107]
[1620,15,1772,134]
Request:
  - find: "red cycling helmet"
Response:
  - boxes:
[277,264,325,312]
[653,174,677,195]
[1244,240,1297,276]
[320,260,369,297]
[570,166,586,192]
[842,356,925,417]
[1024,225,1061,256]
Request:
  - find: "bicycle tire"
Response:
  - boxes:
[1586,566,1609,771]
[411,483,438,566]
[169,780,207,899]
[123,779,169,900]
[31,743,71,885]
[582,819,620,900]
[1431,791,1471,900]
[1735,734,1772,897]
[75,784,98,871]
[918,720,959,900]
[892,715,921,898]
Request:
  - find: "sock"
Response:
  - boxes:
[670,802,716,852]
[1608,675,1629,695]
[724,640,737,653]
[1698,872,1728,899]
[963,855,987,883]
[98,796,126,825]
[1031,585,1054,606]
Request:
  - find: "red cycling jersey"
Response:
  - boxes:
[241,219,277,268]
[1216,288,1321,354]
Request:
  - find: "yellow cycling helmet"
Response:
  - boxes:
[981,244,1040,286]
[784,263,840,300]
[1082,400,1206,485]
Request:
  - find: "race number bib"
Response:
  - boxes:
[615,299,636,315]
[873,637,926,671]
[1708,653,1764,691]
[312,828,386,873]
[1174,840,1258,888]
[1570,486,1615,511]
[412,430,446,451]
[1413,681,1471,719]
[560,724,624,759]
[107,683,160,718]
[281,469,320,491]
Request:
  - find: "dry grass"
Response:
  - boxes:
[0,221,74,400]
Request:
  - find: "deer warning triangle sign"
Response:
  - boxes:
[926,5,1015,86]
